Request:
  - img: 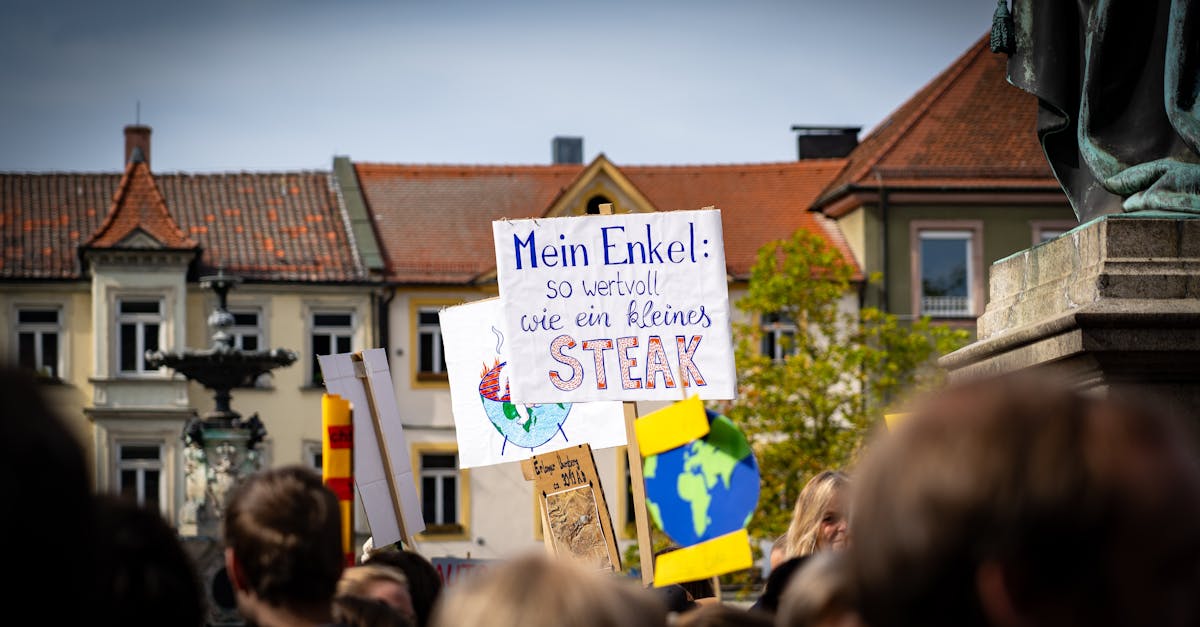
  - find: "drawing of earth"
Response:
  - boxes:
[478,360,570,449]
[642,410,759,547]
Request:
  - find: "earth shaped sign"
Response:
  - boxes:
[478,360,570,450]
[643,410,759,547]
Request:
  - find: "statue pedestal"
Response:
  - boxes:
[941,215,1200,407]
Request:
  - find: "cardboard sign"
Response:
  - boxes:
[492,209,736,403]
[319,349,425,548]
[321,394,355,566]
[440,298,627,468]
[520,443,620,572]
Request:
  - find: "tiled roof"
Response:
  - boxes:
[354,163,583,283]
[85,159,197,250]
[1,170,363,282]
[355,159,854,283]
[623,161,855,279]
[813,33,1059,212]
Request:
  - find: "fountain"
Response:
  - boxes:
[146,272,297,625]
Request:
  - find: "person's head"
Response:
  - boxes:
[775,551,862,627]
[222,465,344,622]
[338,564,415,623]
[754,555,810,616]
[333,594,415,627]
[363,548,443,627]
[93,494,207,626]
[769,535,790,570]
[785,470,850,558]
[0,367,97,622]
[848,373,1200,627]
[674,602,774,627]
[428,553,667,627]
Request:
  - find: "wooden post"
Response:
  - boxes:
[597,201,656,584]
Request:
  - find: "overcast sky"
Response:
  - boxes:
[1,0,998,173]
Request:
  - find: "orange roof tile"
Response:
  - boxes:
[355,159,854,283]
[1,170,364,282]
[813,33,1058,212]
[85,159,197,250]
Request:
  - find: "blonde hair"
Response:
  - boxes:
[337,564,410,598]
[784,470,849,558]
[429,553,666,627]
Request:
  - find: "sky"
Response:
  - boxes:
[0,0,999,173]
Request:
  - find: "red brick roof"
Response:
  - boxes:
[1,170,363,282]
[813,33,1059,212]
[355,159,854,283]
[84,159,197,250]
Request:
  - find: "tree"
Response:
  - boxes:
[724,229,969,541]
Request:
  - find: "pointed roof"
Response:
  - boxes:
[355,156,855,284]
[83,159,198,250]
[812,33,1060,215]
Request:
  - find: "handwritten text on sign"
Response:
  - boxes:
[493,210,736,403]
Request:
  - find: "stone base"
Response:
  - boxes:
[941,215,1200,408]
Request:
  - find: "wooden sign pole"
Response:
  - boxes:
[596,202,656,585]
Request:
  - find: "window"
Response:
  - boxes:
[16,307,61,378]
[912,225,981,318]
[1031,220,1077,244]
[760,312,797,361]
[117,299,163,374]
[416,308,446,380]
[229,309,262,351]
[116,442,164,514]
[303,440,323,477]
[311,311,353,385]
[414,445,468,538]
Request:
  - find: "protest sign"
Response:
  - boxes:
[440,298,626,468]
[492,209,736,404]
[520,443,620,572]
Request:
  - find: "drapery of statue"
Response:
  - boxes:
[994,0,1199,221]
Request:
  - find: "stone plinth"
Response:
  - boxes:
[941,215,1200,406]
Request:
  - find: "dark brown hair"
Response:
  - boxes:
[223,465,344,606]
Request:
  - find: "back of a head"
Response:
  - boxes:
[333,594,415,627]
[223,465,344,606]
[428,553,667,627]
[848,373,1200,627]
[673,602,773,627]
[775,551,858,627]
[93,494,207,627]
[364,548,443,627]
[0,367,96,621]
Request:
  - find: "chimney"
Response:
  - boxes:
[790,125,860,160]
[124,125,152,168]
[552,136,583,165]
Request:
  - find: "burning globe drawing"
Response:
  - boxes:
[478,359,570,452]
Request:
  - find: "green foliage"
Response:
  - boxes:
[725,229,969,541]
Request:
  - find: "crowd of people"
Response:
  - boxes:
[9,363,1200,626]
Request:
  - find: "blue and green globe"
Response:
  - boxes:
[643,410,759,547]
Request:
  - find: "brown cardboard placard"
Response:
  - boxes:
[520,443,620,572]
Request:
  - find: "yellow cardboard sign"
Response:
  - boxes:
[653,528,754,587]
[322,393,354,566]
[884,412,910,431]
[635,395,710,456]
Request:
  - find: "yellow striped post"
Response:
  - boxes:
[322,393,354,566]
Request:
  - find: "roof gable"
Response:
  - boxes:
[542,154,657,217]
[84,160,197,250]
[813,33,1057,211]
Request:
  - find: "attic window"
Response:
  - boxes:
[586,195,613,215]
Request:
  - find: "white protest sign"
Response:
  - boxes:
[492,209,736,403]
[440,298,627,468]
[319,349,425,547]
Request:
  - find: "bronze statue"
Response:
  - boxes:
[993,0,1199,221]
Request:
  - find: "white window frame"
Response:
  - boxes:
[416,306,446,378]
[760,311,797,362]
[115,440,167,516]
[910,221,983,319]
[412,443,469,540]
[303,440,323,477]
[116,297,165,376]
[310,310,354,385]
[1030,220,1077,245]
[228,307,263,351]
[15,305,63,379]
